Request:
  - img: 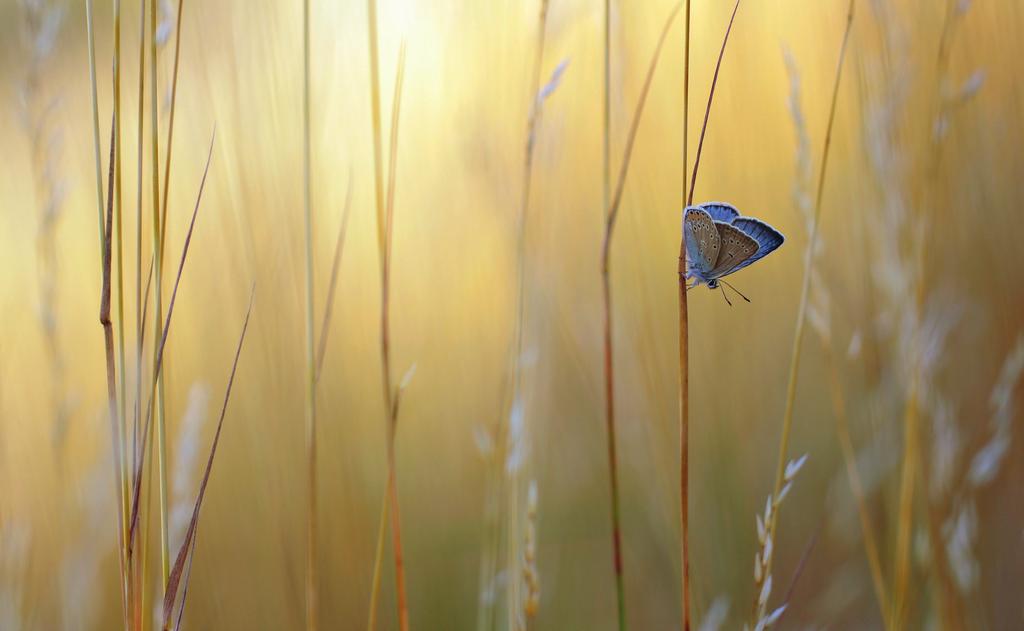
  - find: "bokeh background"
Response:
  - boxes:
[1,0,1022,629]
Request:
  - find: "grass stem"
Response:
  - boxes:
[758,0,852,622]
[677,0,692,627]
[302,0,318,628]
[600,5,682,630]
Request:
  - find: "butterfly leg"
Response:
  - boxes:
[721,279,751,303]
[719,286,733,307]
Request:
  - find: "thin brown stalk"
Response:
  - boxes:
[101,113,131,629]
[757,1,852,623]
[892,2,965,627]
[133,0,147,481]
[161,285,255,630]
[158,0,186,258]
[823,346,890,622]
[315,174,353,384]
[128,131,216,556]
[85,0,105,268]
[365,30,410,629]
[302,0,318,627]
[677,0,692,627]
[686,0,740,207]
[600,5,682,630]
[148,0,171,590]
[470,7,551,630]
[112,2,130,550]
[384,42,409,631]
[603,0,610,217]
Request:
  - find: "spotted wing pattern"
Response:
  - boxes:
[730,217,785,273]
[683,207,720,275]
[708,222,758,279]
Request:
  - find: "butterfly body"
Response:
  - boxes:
[683,202,784,295]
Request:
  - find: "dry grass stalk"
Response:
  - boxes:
[474,3,551,629]
[364,27,410,628]
[146,0,172,591]
[892,2,975,625]
[677,0,692,625]
[678,0,741,627]
[757,2,854,624]
[128,130,216,572]
[600,5,682,630]
[85,0,105,269]
[100,113,132,627]
[161,286,255,630]
[315,175,353,384]
[301,0,319,627]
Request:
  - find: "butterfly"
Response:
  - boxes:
[683,201,785,305]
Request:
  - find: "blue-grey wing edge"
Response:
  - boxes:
[730,217,784,272]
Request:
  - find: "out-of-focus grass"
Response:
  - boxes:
[1,0,1023,629]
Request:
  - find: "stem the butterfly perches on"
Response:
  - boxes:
[678,2,741,628]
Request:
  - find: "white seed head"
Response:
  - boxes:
[785,454,808,481]
[758,575,773,607]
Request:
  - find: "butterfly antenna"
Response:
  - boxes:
[721,279,751,303]
[719,285,733,307]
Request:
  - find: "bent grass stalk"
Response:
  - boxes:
[600,4,682,630]
[100,114,131,628]
[757,0,854,623]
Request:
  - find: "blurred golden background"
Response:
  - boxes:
[1,0,1023,629]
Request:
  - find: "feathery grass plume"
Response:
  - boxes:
[600,5,681,629]
[160,287,254,630]
[696,596,728,631]
[750,454,806,629]
[757,2,854,625]
[301,0,318,627]
[890,0,980,623]
[935,333,1024,608]
[1,516,30,629]
[475,3,553,629]
[168,383,210,554]
[364,30,410,630]
[20,0,71,447]
[784,6,891,623]
[59,454,114,629]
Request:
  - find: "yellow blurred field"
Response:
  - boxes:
[1,0,1022,629]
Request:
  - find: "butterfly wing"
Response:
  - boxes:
[708,221,759,278]
[728,217,785,273]
[684,207,720,275]
[699,201,740,223]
